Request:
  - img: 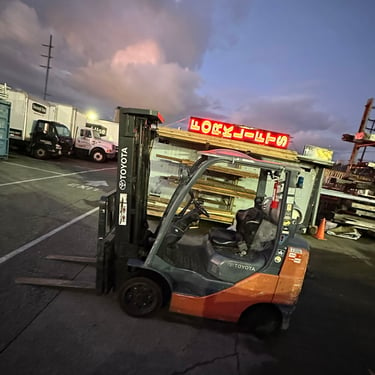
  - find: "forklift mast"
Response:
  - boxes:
[115,108,164,258]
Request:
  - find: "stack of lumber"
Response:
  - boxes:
[156,154,259,178]
[162,176,256,199]
[147,195,235,224]
[157,126,299,162]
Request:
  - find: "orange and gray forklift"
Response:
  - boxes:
[18,107,310,336]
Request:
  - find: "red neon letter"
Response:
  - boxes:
[276,135,288,148]
[233,127,245,140]
[201,120,212,134]
[211,122,223,136]
[189,118,200,131]
[265,132,276,145]
[222,125,234,138]
[255,131,265,143]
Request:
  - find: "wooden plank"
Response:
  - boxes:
[147,210,233,224]
[147,201,235,223]
[354,209,375,218]
[163,176,256,196]
[352,202,375,213]
[155,154,191,164]
[148,196,234,216]
[204,214,233,224]
[205,165,258,179]
[207,209,234,218]
[147,209,164,217]
[169,183,255,199]
[148,195,170,204]
[46,255,96,264]
[156,153,259,178]
[333,213,375,230]
[193,183,256,199]
[157,127,299,161]
[15,277,96,290]
[147,209,233,223]
[147,205,165,214]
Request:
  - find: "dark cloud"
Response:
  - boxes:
[231,95,353,156]
[0,0,363,162]
[0,0,252,120]
[19,0,251,69]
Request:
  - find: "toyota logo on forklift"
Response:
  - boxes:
[119,147,128,191]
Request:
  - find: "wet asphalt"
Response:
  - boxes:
[0,152,374,375]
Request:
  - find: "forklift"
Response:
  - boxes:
[17,107,310,336]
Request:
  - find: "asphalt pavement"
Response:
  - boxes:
[0,152,374,375]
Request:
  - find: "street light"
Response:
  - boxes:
[87,110,98,121]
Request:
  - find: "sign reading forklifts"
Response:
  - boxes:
[188,116,290,149]
[17,107,310,337]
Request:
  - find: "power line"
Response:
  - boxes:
[40,34,54,100]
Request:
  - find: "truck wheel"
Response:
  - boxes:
[91,149,106,163]
[239,304,282,338]
[33,147,47,160]
[118,277,162,317]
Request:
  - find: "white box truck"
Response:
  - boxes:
[86,119,119,147]
[50,103,117,162]
[0,84,73,159]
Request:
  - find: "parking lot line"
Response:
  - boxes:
[0,207,99,265]
[3,161,65,175]
[0,167,116,187]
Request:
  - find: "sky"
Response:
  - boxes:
[1,0,375,162]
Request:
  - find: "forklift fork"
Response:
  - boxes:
[15,253,96,290]
[15,191,117,294]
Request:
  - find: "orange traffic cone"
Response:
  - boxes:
[314,218,327,240]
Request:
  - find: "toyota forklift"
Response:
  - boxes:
[17,107,310,336]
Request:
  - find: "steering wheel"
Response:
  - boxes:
[193,199,210,217]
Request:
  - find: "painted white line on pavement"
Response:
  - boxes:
[0,167,116,187]
[0,207,99,265]
[3,161,65,175]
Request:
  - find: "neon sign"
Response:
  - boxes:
[188,117,290,149]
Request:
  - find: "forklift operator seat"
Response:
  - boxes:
[209,206,265,250]
[209,194,281,254]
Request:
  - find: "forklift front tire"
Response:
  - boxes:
[118,277,163,318]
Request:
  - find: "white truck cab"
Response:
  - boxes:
[74,127,116,162]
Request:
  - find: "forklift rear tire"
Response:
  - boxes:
[118,277,162,317]
[239,304,282,338]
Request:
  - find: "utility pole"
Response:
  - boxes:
[40,34,54,100]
